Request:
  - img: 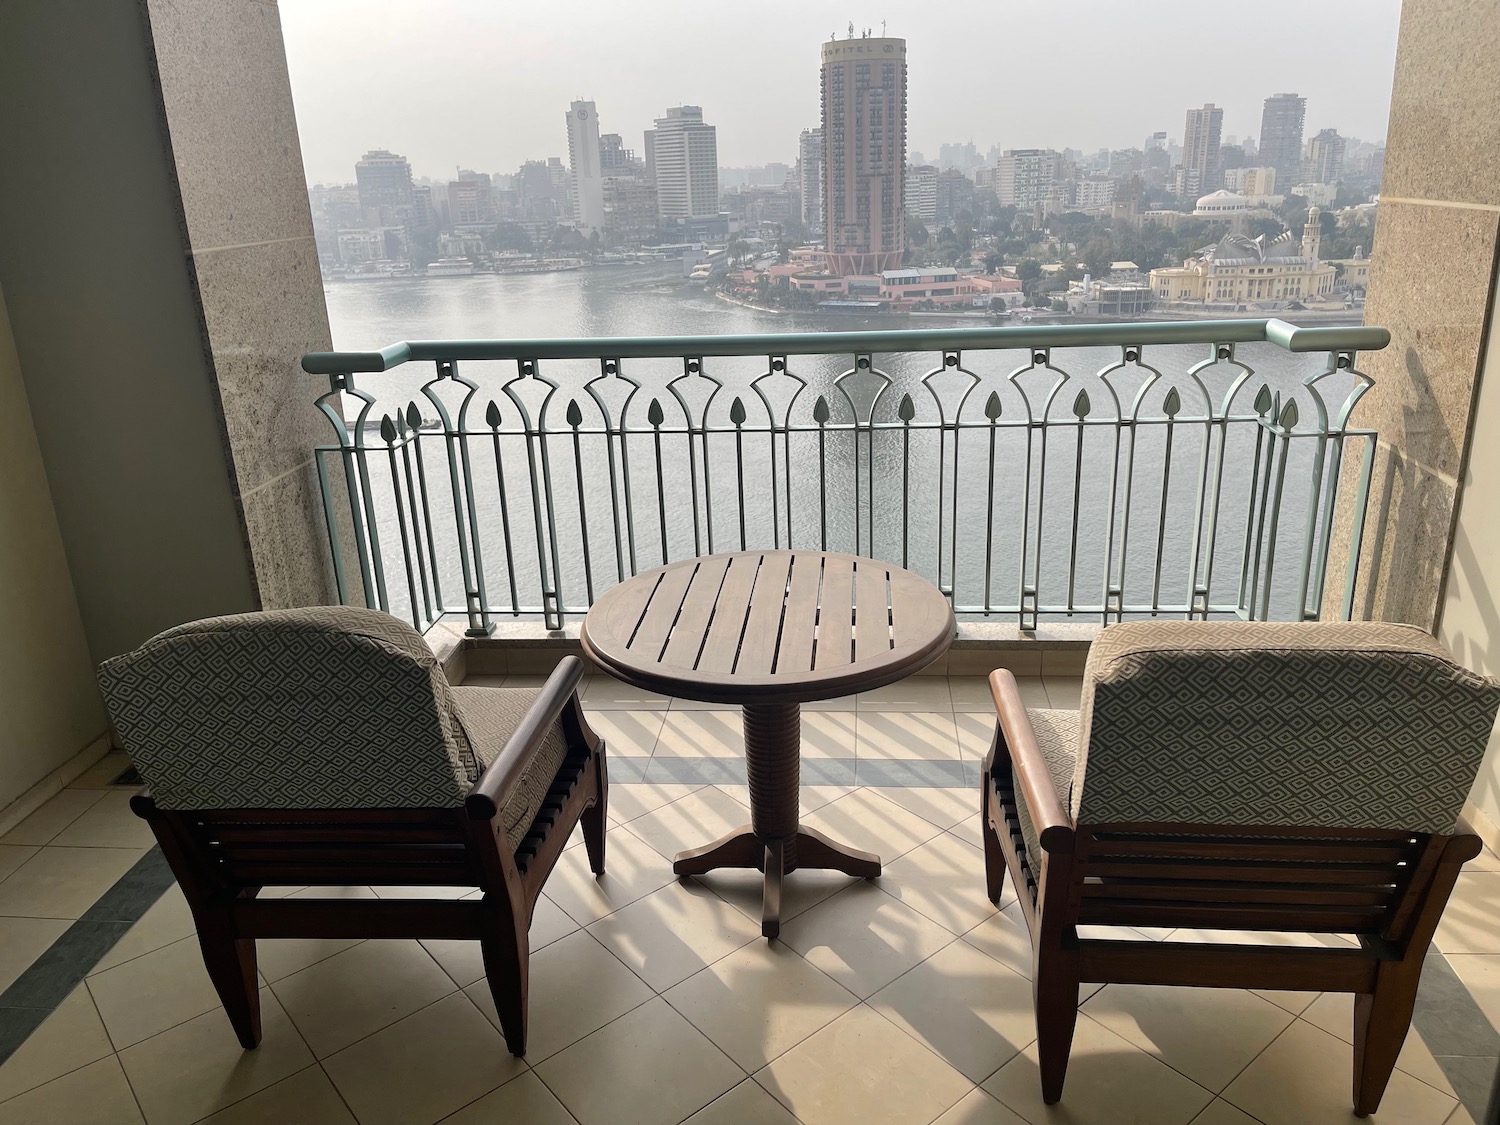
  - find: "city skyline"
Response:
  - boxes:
[280,0,1399,185]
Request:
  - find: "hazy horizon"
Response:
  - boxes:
[281,0,1400,186]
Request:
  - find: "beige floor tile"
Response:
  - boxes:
[962,901,1036,980]
[876,785,976,831]
[1435,872,1500,954]
[803,693,858,712]
[622,785,749,862]
[656,710,745,757]
[87,935,224,1049]
[984,1012,1214,1125]
[1222,1019,1457,1125]
[684,1078,801,1124]
[48,791,157,849]
[757,1003,971,1125]
[0,1056,144,1125]
[799,710,859,758]
[438,1072,576,1125]
[324,992,524,1125]
[878,830,1001,935]
[118,988,313,1125]
[1467,846,1500,872]
[869,938,1038,1082]
[0,915,70,992]
[801,788,945,863]
[664,940,859,1071]
[779,882,956,999]
[955,712,999,761]
[370,884,473,899]
[0,845,145,919]
[707,864,854,926]
[949,812,988,850]
[1444,1106,1479,1125]
[1042,677,1084,709]
[582,678,669,709]
[543,823,677,926]
[1300,993,1459,1094]
[65,752,137,790]
[0,790,107,846]
[1444,954,1500,1031]
[716,782,854,817]
[195,1065,356,1124]
[857,710,963,760]
[271,939,457,1057]
[857,677,955,711]
[534,997,744,1125]
[0,985,115,1103]
[464,929,653,1061]
[1080,984,1296,1092]
[582,708,667,756]
[90,885,194,975]
[0,845,38,883]
[256,936,367,984]
[1188,1100,1264,1125]
[930,1088,1030,1124]
[588,878,760,991]
[606,781,704,826]
[423,894,577,989]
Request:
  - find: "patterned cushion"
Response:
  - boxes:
[1014,709,1079,871]
[1072,621,1500,834]
[96,608,565,825]
[452,687,571,850]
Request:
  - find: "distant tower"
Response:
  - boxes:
[565,100,605,233]
[798,127,824,230]
[1301,205,1323,262]
[1182,103,1224,192]
[821,32,908,275]
[1259,93,1307,194]
[643,106,719,228]
[1307,128,1347,184]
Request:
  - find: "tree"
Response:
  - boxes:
[1017,258,1042,282]
[1081,237,1114,278]
[728,239,751,267]
[983,251,1005,274]
[906,215,930,247]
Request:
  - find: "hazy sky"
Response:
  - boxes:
[281,0,1401,185]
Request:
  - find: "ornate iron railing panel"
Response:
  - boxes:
[304,319,1387,635]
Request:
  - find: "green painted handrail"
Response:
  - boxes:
[301,317,1389,374]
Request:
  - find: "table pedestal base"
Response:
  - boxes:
[671,702,880,939]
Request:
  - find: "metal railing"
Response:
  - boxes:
[303,318,1387,635]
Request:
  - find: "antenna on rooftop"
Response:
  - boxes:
[847,21,854,38]
[881,20,887,35]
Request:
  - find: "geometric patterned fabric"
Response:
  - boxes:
[452,686,571,850]
[97,607,570,850]
[1012,708,1079,876]
[1070,621,1500,834]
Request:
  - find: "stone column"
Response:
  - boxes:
[1326,0,1500,629]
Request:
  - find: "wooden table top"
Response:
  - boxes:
[580,551,955,705]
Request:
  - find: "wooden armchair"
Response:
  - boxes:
[97,606,607,1057]
[979,621,1500,1117]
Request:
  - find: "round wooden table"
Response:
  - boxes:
[580,550,955,938]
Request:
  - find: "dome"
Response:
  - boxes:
[1195,189,1249,212]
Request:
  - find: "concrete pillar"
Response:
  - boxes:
[1327,0,1500,629]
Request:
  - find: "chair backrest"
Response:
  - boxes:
[1072,621,1500,834]
[98,607,478,810]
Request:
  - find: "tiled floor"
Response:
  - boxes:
[0,676,1495,1124]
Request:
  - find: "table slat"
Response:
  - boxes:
[660,555,732,669]
[814,555,855,670]
[697,553,762,674]
[854,559,892,661]
[628,560,701,660]
[735,553,794,675]
[776,554,824,674]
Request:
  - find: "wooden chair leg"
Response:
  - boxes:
[1352,968,1420,1117]
[480,905,530,1056]
[1034,948,1080,1104]
[195,910,261,1049]
[980,767,1006,905]
[582,743,608,876]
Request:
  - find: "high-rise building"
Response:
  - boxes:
[354,150,414,221]
[644,106,720,226]
[1183,103,1224,191]
[1306,128,1347,184]
[798,127,824,230]
[1259,94,1307,194]
[994,149,1058,208]
[565,100,605,233]
[821,32,908,275]
[598,133,638,174]
[906,164,937,222]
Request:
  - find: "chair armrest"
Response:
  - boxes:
[464,656,585,822]
[988,669,1074,854]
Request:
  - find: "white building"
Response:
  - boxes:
[798,128,824,230]
[906,165,937,222]
[1074,175,1116,211]
[644,106,720,224]
[565,100,605,234]
[994,149,1058,209]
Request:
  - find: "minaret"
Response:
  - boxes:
[1301,206,1322,262]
